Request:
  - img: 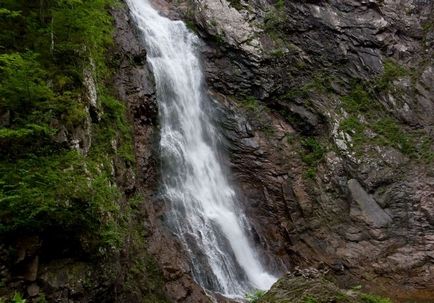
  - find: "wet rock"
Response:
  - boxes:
[27,283,40,297]
[23,256,39,282]
[258,270,372,303]
[39,260,91,297]
[348,179,392,228]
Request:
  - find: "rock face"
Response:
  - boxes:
[258,268,391,303]
[131,0,434,301]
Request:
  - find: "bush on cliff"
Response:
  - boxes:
[0,0,132,253]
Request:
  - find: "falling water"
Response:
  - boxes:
[125,0,277,297]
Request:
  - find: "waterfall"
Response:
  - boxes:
[125,0,277,298]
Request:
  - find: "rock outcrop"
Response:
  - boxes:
[145,0,434,301]
[258,267,391,303]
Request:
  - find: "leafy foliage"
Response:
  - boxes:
[341,84,375,113]
[11,293,26,303]
[360,293,392,303]
[0,151,120,242]
[0,0,134,253]
[376,60,407,90]
[245,289,267,303]
[300,137,326,178]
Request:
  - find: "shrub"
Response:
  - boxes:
[0,151,122,249]
[376,60,407,90]
[245,289,266,303]
[372,117,415,155]
[0,0,134,254]
[303,295,318,303]
[361,293,392,303]
[11,293,26,303]
[301,138,326,167]
[341,84,374,113]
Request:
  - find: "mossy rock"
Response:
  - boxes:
[257,275,391,303]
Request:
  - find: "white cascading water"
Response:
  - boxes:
[125,0,277,297]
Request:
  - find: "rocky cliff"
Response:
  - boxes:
[145,0,434,301]
[0,0,433,302]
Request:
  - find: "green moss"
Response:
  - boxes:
[246,289,267,303]
[0,151,124,249]
[263,8,287,42]
[185,20,198,33]
[121,226,170,303]
[11,293,26,303]
[376,59,407,90]
[340,116,364,135]
[238,96,276,137]
[338,75,433,161]
[0,0,136,254]
[303,295,318,303]
[303,73,334,95]
[301,138,326,167]
[360,293,392,303]
[270,48,286,58]
[300,137,326,178]
[227,0,244,11]
[281,73,334,103]
[304,167,317,179]
[275,0,285,10]
[257,276,393,303]
[418,136,434,163]
[372,117,415,155]
[339,116,365,148]
[241,96,261,111]
[341,84,375,113]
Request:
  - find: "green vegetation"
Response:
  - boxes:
[256,275,394,303]
[245,289,267,303]
[340,116,365,145]
[263,0,287,44]
[0,152,119,238]
[303,295,318,303]
[185,19,199,33]
[360,293,392,303]
[376,59,407,90]
[238,96,275,136]
[0,0,135,253]
[338,65,433,161]
[11,293,26,303]
[301,138,326,178]
[275,0,285,10]
[122,226,170,303]
[299,292,392,303]
[281,72,335,103]
[227,0,244,11]
[372,117,414,155]
[241,96,261,111]
[341,84,376,113]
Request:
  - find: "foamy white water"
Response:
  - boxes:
[125,0,277,297]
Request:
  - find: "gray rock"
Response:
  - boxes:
[348,179,392,228]
[27,283,40,297]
